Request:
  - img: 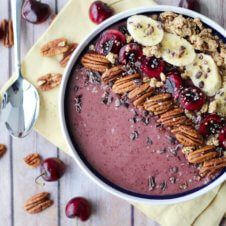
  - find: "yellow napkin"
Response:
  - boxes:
[1,0,226,225]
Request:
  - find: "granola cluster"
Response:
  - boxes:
[159,12,226,68]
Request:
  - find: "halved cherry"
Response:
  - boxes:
[179,86,205,111]
[219,126,226,148]
[119,43,142,65]
[95,29,126,55]
[140,56,165,79]
[199,114,225,136]
[164,71,183,98]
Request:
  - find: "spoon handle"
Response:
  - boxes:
[11,0,23,78]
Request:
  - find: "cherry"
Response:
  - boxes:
[140,57,165,79]
[95,29,126,55]
[119,43,142,65]
[179,86,205,111]
[22,0,51,24]
[65,197,91,221]
[40,157,66,182]
[199,114,225,136]
[179,0,200,11]
[219,126,226,148]
[89,1,113,24]
[164,71,183,98]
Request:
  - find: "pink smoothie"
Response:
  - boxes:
[65,67,206,196]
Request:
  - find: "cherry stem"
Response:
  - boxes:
[75,219,78,226]
[35,172,46,186]
[109,0,123,7]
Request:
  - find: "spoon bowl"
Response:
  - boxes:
[1,76,39,138]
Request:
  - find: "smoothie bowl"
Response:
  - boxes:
[60,6,226,204]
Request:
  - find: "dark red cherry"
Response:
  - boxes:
[40,157,66,182]
[140,57,165,79]
[119,43,142,65]
[65,197,91,221]
[95,29,126,55]
[219,126,226,148]
[179,86,205,111]
[179,0,200,11]
[22,0,51,24]
[89,1,113,24]
[199,114,225,136]
[164,71,183,98]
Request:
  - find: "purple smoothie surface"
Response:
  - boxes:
[65,67,207,195]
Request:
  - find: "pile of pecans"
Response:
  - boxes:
[0,19,14,48]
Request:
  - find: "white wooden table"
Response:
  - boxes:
[0,0,226,225]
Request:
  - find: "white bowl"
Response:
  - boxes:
[59,5,226,205]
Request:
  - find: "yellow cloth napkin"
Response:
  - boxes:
[1,0,226,225]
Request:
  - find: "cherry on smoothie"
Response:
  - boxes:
[179,86,205,111]
[95,29,126,55]
[140,57,165,79]
[22,0,51,24]
[89,1,113,24]
[219,126,226,148]
[65,197,91,221]
[164,71,183,98]
[40,157,66,182]
[119,43,143,64]
[199,114,225,136]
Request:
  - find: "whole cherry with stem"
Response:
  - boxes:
[89,0,123,24]
[35,157,66,184]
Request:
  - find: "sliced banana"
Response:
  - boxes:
[161,33,196,67]
[127,15,164,46]
[214,86,226,116]
[185,53,222,96]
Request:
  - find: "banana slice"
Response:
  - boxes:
[161,33,196,67]
[127,15,164,46]
[186,53,222,96]
[215,86,226,116]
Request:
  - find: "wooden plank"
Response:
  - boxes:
[0,1,14,226]
[11,1,59,226]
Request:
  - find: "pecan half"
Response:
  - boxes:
[112,74,141,94]
[24,153,42,168]
[24,192,53,214]
[187,145,218,164]
[158,108,192,127]
[102,65,124,84]
[128,83,154,109]
[199,156,226,177]
[60,43,78,67]
[41,38,70,57]
[144,93,173,115]
[0,144,7,158]
[1,19,14,48]
[171,126,203,147]
[81,52,110,73]
[37,73,62,91]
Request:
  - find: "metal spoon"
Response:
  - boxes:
[1,0,40,138]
